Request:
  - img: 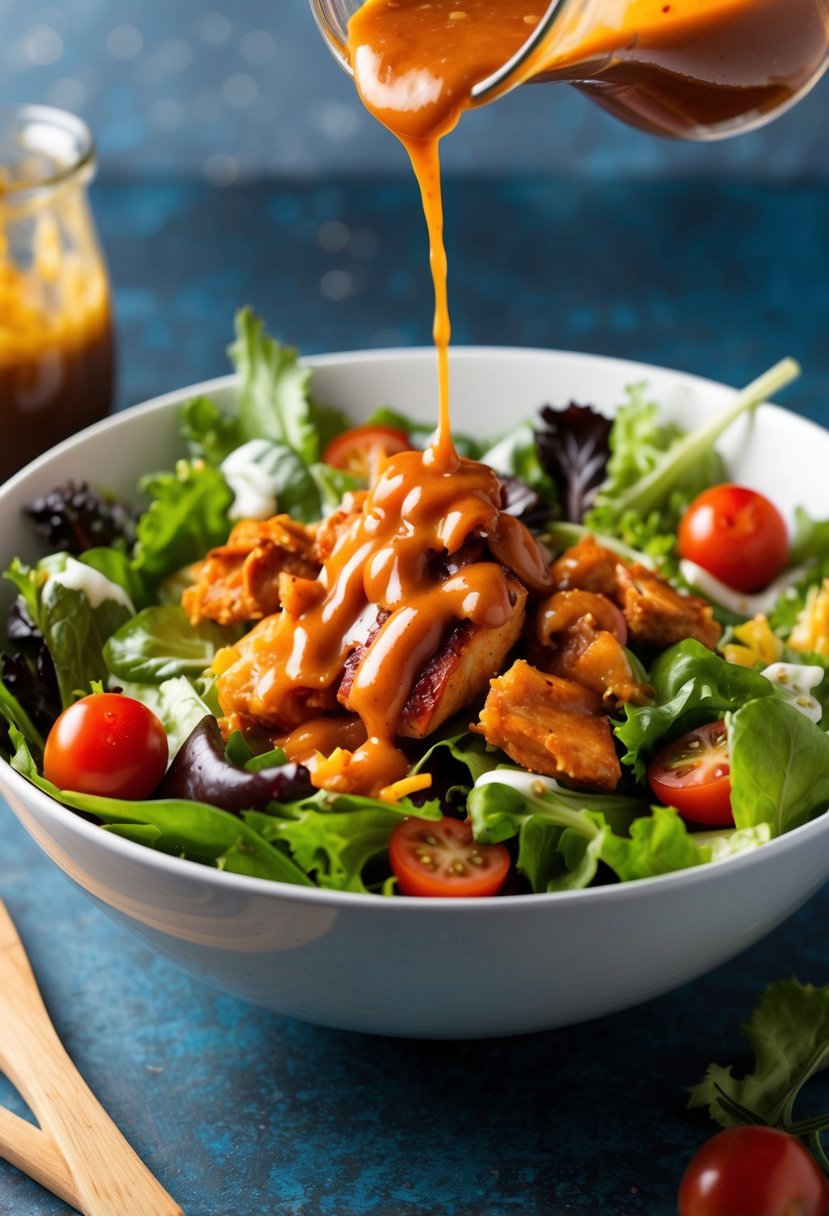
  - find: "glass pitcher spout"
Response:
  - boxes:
[311,0,829,141]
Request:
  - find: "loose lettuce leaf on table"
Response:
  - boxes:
[689,979,829,1137]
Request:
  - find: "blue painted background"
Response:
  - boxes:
[1,0,827,180]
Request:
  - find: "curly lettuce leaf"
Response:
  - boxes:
[586,361,799,553]
[245,792,442,894]
[6,558,133,709]
[468,779,652,892]
[230,306,349,463]
[689,979,829,1131]
[133,460,233,586]
[616,640,774,780]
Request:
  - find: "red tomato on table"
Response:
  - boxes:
[647,720,733,827]
[679,1126,829,1216]
[44,693,168,800]
[678,483,789,593]
[389,817,511,897]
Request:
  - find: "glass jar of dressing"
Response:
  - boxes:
[312,0,829,141]
[0,104,115,482]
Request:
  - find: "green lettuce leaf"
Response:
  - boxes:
[8,726,312,885]
[689,979,829,1131]
[728,697,829,836]
[104,605,238,684]
[230,306,349,462]
[246,792,442,894]
[133,460,233,586]
[616,640,774,780]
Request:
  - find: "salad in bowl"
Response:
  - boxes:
[2,310,828,906]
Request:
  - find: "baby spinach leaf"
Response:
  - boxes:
[616,640,774,780]
[728,698,829,836]
[104,605,237,684]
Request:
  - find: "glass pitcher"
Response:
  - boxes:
[0,104,115,482]
[311,0,829,140]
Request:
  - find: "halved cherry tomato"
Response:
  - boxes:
[647,719,733,826]
[44,693,169,800]
[323,424,411,480]
[679,1126,829,1216]
[389,816,511,897]
[678,484,789,593]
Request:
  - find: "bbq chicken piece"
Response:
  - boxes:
[312,491,368,563]
[533,589,651,708]
[475,659,622,791]
[615,562,721,650]
[550,534,619,597]
[182,515,320,626]
[337,575,529,739]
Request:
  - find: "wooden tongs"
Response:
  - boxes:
[0,899,183,1214]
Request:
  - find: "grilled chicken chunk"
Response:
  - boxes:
[183,515,319,626]
[550,534,619,596]
[615,562,721,650]
[533,588,651,707]
[337,575,528,739]
[475,659,622,790]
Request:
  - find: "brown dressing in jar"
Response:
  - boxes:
[0,156,114,481]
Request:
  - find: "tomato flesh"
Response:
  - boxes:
[678,483,789,593]
[389,816,511,897]
[679,1126,829,1216]
[323,424,411,480]
[44,693,169,800]
[648,720,733,827]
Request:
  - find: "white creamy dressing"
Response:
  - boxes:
[221,439,281,520]
[48,556,135,613]
[473,768,566,798]
[679,558,809,618]
[761,660,824,723]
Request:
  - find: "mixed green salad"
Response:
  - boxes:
[2,308,829,897]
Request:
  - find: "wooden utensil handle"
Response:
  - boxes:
[0,1105,80,1210]
[0,901,183,1216]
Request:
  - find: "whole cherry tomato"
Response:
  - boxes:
[679,1126,829,1216]
[678,484,789,593]
[44,693,168,800]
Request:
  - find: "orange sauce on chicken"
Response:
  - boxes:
[216,451,552,793]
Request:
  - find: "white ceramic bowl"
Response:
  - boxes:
[2,348,828,1039]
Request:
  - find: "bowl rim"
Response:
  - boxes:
[3,343,828,912]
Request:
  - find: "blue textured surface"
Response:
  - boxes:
[1,175,829,1214]
[0,0,827,179]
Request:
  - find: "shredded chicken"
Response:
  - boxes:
[183,514,319,626]
[475,659,622,790]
